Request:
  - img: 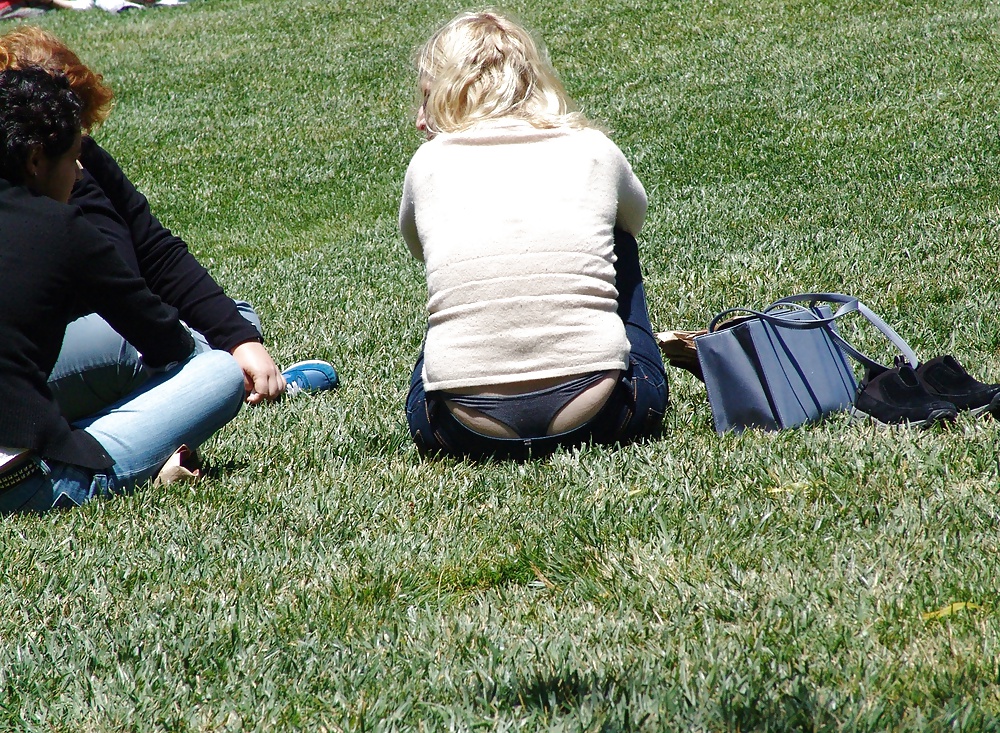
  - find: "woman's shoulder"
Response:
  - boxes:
[572,127,638,173]
[0,184,105,259]
[0,179,71,221]
[569,125,626,152]
[79,136,126,179]
[405,122,626,166]
[489,121,624,156]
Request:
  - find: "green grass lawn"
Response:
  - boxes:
[3,0,1000,729]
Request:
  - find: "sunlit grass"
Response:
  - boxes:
[2,0,999,729]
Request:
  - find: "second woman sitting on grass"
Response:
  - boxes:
[401,10,667,459]
[0,26,339,419]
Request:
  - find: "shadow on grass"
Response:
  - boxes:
[412,427,667,465]
[484,667,652,731]
[482,669,935,731]
[716,677,836,732]
[197,458,252,480]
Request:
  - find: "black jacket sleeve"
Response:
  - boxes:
[68,211,196,368]
[73,137,262,351]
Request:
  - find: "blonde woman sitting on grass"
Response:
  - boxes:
[401,10,667,459]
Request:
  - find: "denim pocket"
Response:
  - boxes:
[7,463,102,513]
[52,490,82,510]
[51,466,107,509]
[614,359,668,441]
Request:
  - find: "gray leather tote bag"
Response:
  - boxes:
[696,293,917,433]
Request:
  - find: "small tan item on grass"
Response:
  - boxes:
[655,329,706,381]
[153,444,201,487]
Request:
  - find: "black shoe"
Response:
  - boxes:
[915,355,1000,418]
[851,363,958,428]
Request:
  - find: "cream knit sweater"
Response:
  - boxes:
[399,120,647,392]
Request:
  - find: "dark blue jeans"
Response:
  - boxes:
[406,229,667,459]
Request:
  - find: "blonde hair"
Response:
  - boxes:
[0,26,113,132]
[416,10,589,136]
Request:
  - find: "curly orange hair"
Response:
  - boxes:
[0,26,113,131]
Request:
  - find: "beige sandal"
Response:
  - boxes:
[153,444,201,487]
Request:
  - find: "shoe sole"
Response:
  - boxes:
[849,406,958,429]
[968,393,1000,419]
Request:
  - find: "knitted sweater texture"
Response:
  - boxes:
[399,120,647,391]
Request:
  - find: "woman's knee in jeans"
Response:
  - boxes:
[49,314,148,421]
[110,351,244,486]
[234,300,264,340]
[189,302,264,356]
[191,350,247,425]
[125,350,245,452]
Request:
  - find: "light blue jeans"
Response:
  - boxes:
[49,302,262,422]
[1,350,245,514]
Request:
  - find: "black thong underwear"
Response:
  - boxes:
[440,371,609,438]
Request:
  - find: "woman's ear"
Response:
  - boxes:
[23,145,45,182]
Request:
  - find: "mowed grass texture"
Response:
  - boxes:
[2,0,1000,729]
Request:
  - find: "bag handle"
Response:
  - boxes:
[766,293,918,370]
[707,294,918,372]
[707,300,855,333]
